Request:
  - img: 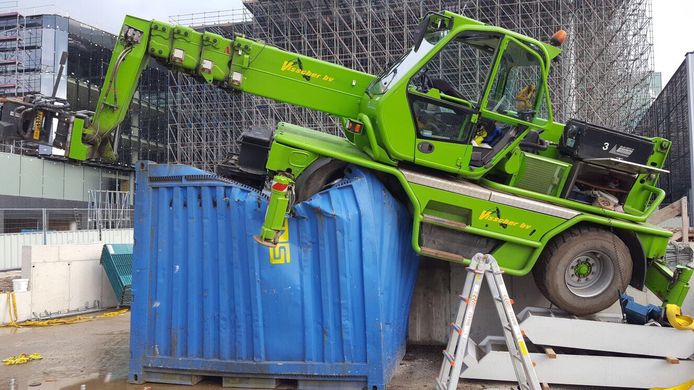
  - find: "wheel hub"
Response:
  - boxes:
[574,261,592,278]
[564,251,615,298]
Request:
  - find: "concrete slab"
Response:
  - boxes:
[67,260,104,312]
[29,261,70,315]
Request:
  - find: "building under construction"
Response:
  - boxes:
[168,0,655,172]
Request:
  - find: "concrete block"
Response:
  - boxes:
[21,243,118,318]
[100,268,119,308]
[21,245,57,279]
[59,243,103,262]
[30,261,70,316]
[68,260,103,311]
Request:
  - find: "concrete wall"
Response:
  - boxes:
[0,228,133,270]
[0,243,119,325]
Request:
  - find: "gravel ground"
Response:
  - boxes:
[0,312,514,390]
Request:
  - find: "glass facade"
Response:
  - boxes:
[0,13,169,164]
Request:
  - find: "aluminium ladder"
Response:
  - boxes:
[436,253,542,390]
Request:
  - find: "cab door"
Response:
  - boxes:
[409,90,475,172]
[407,30,502,173]
[457,36,550,175]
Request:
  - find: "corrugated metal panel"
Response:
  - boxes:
[0,229,133,270]
[0,232,42,270]
[101,229,135,244]
[130,163,419,389]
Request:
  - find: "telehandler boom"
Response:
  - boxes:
[0,11,689,316]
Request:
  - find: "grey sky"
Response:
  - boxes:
[653,0,694,85]
[19,0,693,86]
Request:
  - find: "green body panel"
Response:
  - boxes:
[646,262,692,306]
[66,117,88,161]
[75,16,376,161]
[83,15,152,159]
[258,175,294,243]
[230,36,375,118]
[148,20,172,59]
[410,182,563,273]
[171,25,202,71]
[265,139,319,177]
[200,32,233,83]
[366,88,416,163]
[266,124,673,278]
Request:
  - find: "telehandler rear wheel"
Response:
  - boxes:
[533,226,632,316]
[294,157,346,203]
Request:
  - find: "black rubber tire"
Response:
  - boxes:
[533,226,632,316]
[294,158,346,203]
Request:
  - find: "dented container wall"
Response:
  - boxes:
[129,163,419,389]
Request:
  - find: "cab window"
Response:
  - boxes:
[408,31,501,143]
[486,40,543,118]
[413,31,500,105]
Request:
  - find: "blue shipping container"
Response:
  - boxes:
[129,162,420,389]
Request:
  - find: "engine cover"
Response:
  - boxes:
[559,119,654,165]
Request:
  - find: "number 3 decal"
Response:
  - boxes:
[602,142,609,151]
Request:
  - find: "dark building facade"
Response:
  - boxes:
[635,52,694,210]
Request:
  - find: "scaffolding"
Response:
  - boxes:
[0,1,42,97]
[87,190,132,230]
[168,0,654,172]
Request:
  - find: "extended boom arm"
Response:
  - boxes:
[0,15,375,161]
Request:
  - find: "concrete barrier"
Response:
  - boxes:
[0,243,119,325]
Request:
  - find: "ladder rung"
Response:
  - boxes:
[440,253,540,390]
[465,266,485,274]
[443,350,456,366]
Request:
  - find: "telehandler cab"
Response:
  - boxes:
[0,11,689,315]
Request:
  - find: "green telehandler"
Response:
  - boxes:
[0,11,690,316]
